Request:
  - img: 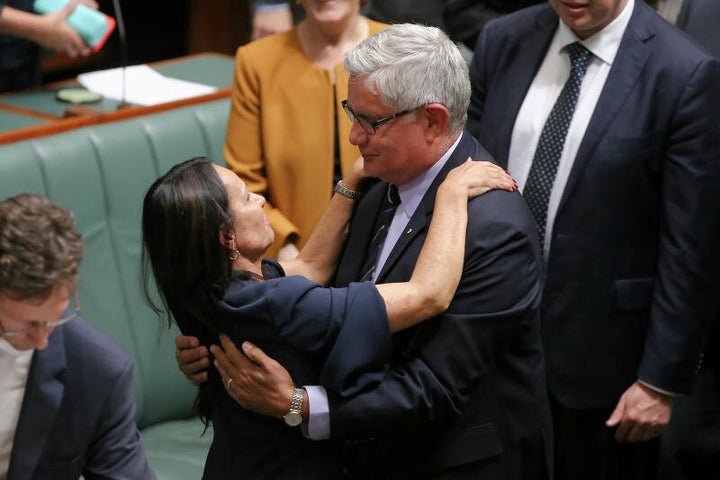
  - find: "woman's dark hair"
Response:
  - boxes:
[141,157,234,422]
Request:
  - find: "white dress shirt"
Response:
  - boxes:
[508,0,633,258]
[0,339,33,479]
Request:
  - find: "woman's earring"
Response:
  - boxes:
[227,237,240,261]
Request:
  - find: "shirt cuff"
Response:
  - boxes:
[638,379,677,397]
[303,385,331,440]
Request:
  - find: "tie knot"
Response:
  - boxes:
[566,42,591,73]
[387,184,400,206]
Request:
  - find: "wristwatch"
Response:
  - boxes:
[334,180,361,200]
[283,387,304,427]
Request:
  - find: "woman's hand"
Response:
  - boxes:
[341,156,370,191]
[175,335,209,384]
[440,158,516,200]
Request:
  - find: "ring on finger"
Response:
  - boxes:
[226,377,234,389]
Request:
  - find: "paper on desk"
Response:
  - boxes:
[77,65,217,106]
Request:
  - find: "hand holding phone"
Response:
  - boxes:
[34,0,116,52]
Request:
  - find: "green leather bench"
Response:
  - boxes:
[0,98,230,479]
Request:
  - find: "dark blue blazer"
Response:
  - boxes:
[468,2,720,408]
[8,319,154,480]
[329,132,553,479]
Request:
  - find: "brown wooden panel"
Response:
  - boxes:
[189,0,251,55]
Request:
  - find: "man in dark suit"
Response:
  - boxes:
[204,23,552,480]
[466,0,720,478]
[0,193,154,480]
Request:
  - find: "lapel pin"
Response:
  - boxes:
[406,228,413,234]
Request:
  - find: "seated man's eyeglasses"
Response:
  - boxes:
[341,99,425,135]
[0,291,80,337]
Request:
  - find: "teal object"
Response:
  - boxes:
[34,0,114,49]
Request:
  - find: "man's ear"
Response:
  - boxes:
[422,103,451,138]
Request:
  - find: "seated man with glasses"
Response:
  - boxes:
[0,193,155,479]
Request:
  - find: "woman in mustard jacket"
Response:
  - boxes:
[224,0,386,259]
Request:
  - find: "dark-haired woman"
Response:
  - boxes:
[141,156,514,479]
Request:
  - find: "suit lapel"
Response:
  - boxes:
[559,1,654,209]
[374,204,429,283]
[335,181,386,287]
[9,328,67,480]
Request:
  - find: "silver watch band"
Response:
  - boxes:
[334,180,361,200]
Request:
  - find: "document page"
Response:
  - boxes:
[78,65,218,106]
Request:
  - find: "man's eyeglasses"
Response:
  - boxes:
[0,291,80,337]
[341,100,425,135]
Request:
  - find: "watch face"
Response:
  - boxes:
[284,411,303,427]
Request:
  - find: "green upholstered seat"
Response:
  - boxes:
[0,98,230,478]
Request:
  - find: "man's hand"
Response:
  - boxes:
[211,335,296,419]
[175,335,210,384]
[605,381,673,442]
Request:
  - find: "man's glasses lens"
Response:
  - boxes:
[341,100,424,135]
[342,100,375,134]
[0,291,80,337]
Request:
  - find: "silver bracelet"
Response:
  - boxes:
[334,180,361,200]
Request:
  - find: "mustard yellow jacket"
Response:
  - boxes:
[224,19,387,258]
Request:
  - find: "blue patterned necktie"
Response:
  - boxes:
[360,184,401,282]
[523,42,592,246]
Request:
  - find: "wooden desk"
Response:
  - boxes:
[0,52,234,145]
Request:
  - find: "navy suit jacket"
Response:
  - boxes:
[8,319,154,480]
[468,2,720,408]
[328,132,552,479]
